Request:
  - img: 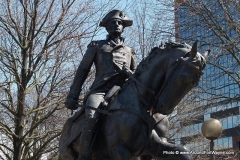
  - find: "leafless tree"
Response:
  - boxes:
[125,0,176,62]
[164,0,240,155]
[141,1,240,157]
[0,0,116,159]
[174,0,239,104]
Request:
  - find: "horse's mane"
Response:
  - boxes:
[135,41,191,77]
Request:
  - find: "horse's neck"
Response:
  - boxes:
[117,49,173,111]
[117,72,161,113]
[136,50,170,86]
[117,81,146,111]
[137,60,168,98]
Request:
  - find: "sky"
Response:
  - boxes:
[91,0,175,42]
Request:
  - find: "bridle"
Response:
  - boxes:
[129,57,182,113]
[129,52,203,115]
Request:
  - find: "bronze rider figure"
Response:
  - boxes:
[65,10,137,160]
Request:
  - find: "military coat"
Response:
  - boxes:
[67,38,137,101]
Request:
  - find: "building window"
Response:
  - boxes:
[237,142,240,150]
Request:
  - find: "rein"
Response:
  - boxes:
[130,57,182,112]
[151,59,183,113]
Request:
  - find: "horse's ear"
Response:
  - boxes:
[190,40,198,58]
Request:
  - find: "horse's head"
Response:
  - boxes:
[134,41,206,115]
[154,41,206,114]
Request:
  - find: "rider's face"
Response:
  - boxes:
[106,19,124,35]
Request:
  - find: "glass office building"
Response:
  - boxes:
[172,0,240,153]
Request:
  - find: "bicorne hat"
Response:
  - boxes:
[99,10,133,27]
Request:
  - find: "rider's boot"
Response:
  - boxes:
[78,118,98,160]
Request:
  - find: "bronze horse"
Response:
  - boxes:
[59,41,206,160]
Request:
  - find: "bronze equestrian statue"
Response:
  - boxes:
[60,10,207,160]
[64,10,137,159]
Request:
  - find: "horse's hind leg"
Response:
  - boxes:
[109,143,130,160]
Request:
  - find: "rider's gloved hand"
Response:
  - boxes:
[65,97,78,110]
[122,65,133,76]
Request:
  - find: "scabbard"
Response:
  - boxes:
[76,104,112,115]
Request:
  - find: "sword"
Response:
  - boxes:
[76,104,112,115]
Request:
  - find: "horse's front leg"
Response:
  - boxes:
[105,110,147,160]
[148,130,192,160]
[109,143,131,160]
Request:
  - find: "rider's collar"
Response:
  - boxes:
[107,35,124,45]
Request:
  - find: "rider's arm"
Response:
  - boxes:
[65,41,98,110]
